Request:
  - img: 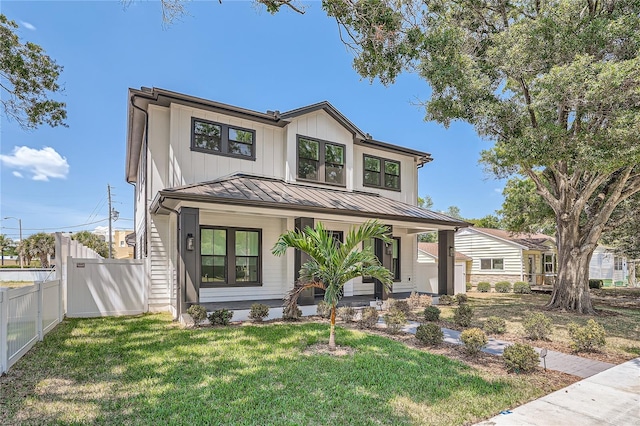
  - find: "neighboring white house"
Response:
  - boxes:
[455,227,556,285]
[417,242,471,294]
[589,246,629,286]
[126,87,467,316]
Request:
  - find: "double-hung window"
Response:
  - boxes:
[297,136,345,186]
[363,155,401,191]
[200,227,261,286]
[191,118,256,160]
[480,258,504,270]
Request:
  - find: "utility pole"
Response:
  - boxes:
[108,184,113,259]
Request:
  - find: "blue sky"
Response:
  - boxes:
[0,0,505,240]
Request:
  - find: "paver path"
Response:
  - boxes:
[399,321,615,378]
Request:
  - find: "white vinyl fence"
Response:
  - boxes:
[0,280,63,374]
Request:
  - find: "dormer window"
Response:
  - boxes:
[297,135,345,186]
[363,155,401,191]
[191,118,255,160]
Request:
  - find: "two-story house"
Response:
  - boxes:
[126,87,467,316]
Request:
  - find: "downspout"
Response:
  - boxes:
[127,180,137,258]
[130,95,149,257]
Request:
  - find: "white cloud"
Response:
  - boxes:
[20,21,36,31]
[12,171,23,178]
[0,146,69,181]
[494,187,503,194]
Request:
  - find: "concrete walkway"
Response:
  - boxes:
[401,322,615,378]
[476,357,640,425]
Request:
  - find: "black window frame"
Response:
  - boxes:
[200,226,262,287]
[296,135,346,187]
[392,237,401,282]
[191,117,256,161]
[363,154,401,192]
[480,258,504,270]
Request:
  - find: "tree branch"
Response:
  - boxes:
[524,168,560,211]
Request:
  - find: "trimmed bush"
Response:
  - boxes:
[282,305,302,321]
[503,343,539,373]
[495,281,512,293]
[359,307,379,329]
[384,309,407,334]
[316,301,331,318]
[523,312,553,340]
[419,294,433,307]
[483,316,506,334]
[391,300,411,315]
[408,292,433,309]
[477,282,491,293]
[186,304,207,327]
[337,306,356,322]
[416,323,444,346]
[460,328,487,355]
[456,293,468,304]
[589,279,603,289]
[207,309,233,326]
[423,306,441,322]
[438,294,455,305]
[466,282,472,291]
[248,303,270,322]
[513,281,532,294]
[568,320,606,352]
[454,303,474,327]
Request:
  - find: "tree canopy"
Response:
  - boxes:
[0,14,66,129]
[72,230,111,258]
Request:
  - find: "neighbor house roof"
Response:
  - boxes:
[151,173,469,228]
[472,227,554,251]
[418,242,472,261]
[127,87,433,182]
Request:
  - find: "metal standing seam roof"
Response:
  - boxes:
[156,174,469,227]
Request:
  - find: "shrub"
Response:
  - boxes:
[495,281,512,293]
[408,292,432,309]
[589,279,603,289]
[483,316,506,334]
[456,293,468,304]
[454,303,474,327]
[460,328,487,355]
[391,300,412,315]
[523,312,553,340]
[359,307,379,329]
[423,306,441,322]
[207,309,233,326]
[568,320,606,352]
[282,305,302,321]
[477,282,491,292]
[316,301,331,318]
[248,303,270,322]
[466,282,472,291]
[337,306,356,322]
[384,309,407,334]
[513,281,532,294]
[186,304,207,327]
[438,294,455,305]
[419,294,433,307]
[503,343,539,373]
[416,323,444,346]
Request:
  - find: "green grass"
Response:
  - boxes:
[1,314,563,425]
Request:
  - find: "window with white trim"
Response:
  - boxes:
[480,258,504,270]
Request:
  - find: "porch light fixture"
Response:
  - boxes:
[449,247,455,257]
[186,233,194,251]
[385,242,393,255]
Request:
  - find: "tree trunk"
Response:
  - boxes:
[546,222,596,314]
[328,303,336,351]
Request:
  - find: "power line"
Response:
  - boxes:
[0,217,109,231]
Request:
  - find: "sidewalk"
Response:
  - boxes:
[475,357,640,425]
[401,322,615,378]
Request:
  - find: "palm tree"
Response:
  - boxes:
[0,234,14,266]
[28,233,55,268]
[272,220,393,350]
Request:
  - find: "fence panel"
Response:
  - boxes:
[6,285,39,372]
[41,280,61,334]
[67,258,146,317]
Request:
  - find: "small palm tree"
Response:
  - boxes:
[272,219,393,350]
[28,232,55,268]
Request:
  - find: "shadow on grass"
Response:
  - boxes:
[2,314,544,426]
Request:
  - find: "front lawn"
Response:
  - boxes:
[2,314,568,425]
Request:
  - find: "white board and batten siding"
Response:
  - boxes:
[148,215,174,310]
[455,229,524,278]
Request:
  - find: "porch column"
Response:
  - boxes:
[178,207,199,314]
[438,230,455,295]
[295,217,315,306]
[374,225,393,300]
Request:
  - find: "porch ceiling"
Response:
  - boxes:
[151,173,469,229]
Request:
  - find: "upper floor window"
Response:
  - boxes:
[191,118,256,160]
[480,258,504,270]
[297,135,345,186]
[363,155,401,191]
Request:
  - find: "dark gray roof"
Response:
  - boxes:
[155,174,468,227]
